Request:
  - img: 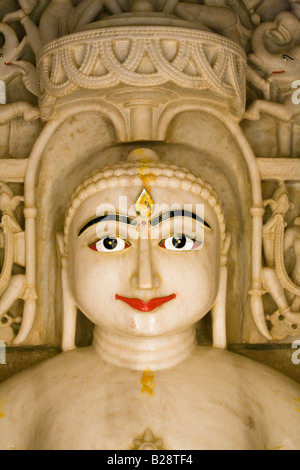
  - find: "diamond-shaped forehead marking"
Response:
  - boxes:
[135,189,154,218]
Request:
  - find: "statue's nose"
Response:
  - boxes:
[130,237,160,290]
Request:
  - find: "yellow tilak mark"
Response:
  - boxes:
[137,157,157,190]
[135,189,154,219]
[141,369,155,396]
[138,167,156,186]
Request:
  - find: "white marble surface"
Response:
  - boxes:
[0,346,299,450]
[0,0,300,451]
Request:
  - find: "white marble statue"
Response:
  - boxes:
[0,0,300,452]
[0,149,299,451]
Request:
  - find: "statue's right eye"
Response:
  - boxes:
[89,237,131,253]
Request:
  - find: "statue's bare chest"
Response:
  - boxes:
[32,369,262,450]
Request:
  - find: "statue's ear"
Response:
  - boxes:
[211,233,231,350]
[56,232,66,259]
[56,233,77,352]
[223,233,231,258]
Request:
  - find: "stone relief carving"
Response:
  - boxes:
[132,428,164,450]
[262,183,300,340]
[0,22,40,125]
[243,9,300,157]
[3,0,116,53]
[247,12,300,101]
[1,0,256,49]
[0,23,37,96]
[0,183,25,344]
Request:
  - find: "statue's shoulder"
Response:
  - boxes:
[193,345,300,390]
[1,347,101,393]
[0,348,102,450]
[0,345,145,404]
[191,346,300,449]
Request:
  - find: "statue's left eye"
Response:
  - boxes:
[159,235,202,251]
[89,237,131,253]
[282,54,294,62]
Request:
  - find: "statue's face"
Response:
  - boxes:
[68,184,220,337]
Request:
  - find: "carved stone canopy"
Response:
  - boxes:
[37,26,246,120]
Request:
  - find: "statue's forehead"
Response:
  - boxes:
[70,185,218,230]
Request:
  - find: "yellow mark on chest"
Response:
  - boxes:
[264,445,285,451]
[141,369,155,396]
[0,399,4,418]
[295,398,300,413]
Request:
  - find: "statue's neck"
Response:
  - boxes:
[93,327,196,371]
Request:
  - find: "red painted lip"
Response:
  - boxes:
[115,294,176,312]
[272,70,285,74]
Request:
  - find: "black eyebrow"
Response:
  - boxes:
[78,214,137,236]
[150,211,211,229]
[282,54,294,60]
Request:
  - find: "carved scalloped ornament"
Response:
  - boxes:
[37,27,246,115]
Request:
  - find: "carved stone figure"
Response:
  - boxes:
[3,0,124,54]
[289,0,300,20]
[174,1,253,45]
[262,184,300,339]
[0,23,39,123]
[247,12,300,101]
[0,24,30,86]
[0,150,299,450]
[0,183,25,344]
[4,0,254,50]
[244,10,300,156]
[286,217,300,290]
